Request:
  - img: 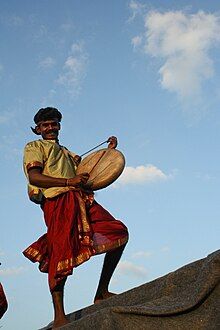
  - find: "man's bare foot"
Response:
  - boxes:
[94,291,117,304]
[52,317,70,329]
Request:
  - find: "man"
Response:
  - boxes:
[23,107,128,329]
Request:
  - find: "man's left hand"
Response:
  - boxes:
[107,136,118,149]
[73,155,82,166]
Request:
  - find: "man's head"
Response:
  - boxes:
[31,107,62,140]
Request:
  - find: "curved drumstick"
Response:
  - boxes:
[80,140,108,157]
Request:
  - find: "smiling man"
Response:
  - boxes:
[23,107,128,329]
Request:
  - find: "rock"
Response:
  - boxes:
[41,250,220,330]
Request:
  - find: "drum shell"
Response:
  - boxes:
[76,148,125,190]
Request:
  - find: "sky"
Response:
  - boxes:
[0,0,220,329]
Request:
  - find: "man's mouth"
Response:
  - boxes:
[44,131,58,138]
[46,131,57,135]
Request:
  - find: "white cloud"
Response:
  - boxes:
[57,41,88,97]
[161,246,170,253]
[134,9,220,99]
[195,172,215,181]
[39,56,56,69]
[117,260,147,278]
[9,15,23,26]
[34,24,48,39]
[1,14,23,27]
[132,251,152,258]
[128,0,146,22]
[0,266,27,277]
[40,89,57,107]
[60,23,73,32]
[131,35,142,50]
[115,164,169,186]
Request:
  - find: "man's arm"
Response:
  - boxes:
[28,168,89,188]
[72,155,81,166]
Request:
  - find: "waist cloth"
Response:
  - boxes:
[23,190,129,292]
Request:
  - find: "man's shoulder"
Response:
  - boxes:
[24,139,44,150]
[61,145,76,158]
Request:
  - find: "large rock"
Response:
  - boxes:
[41,250,220,330]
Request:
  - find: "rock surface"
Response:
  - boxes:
[41,250,220,330]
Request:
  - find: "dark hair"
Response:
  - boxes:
[31,107,62,135]
[34,107,62,124]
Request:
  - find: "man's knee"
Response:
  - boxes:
[53,278,67,292]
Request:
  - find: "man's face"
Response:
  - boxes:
[36,119,60,140]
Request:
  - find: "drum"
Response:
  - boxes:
[76,148,125,190]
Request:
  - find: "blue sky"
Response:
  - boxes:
[0,1,220,329]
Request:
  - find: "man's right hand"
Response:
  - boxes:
[67,173,90,187]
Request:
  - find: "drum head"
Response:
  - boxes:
[76,148,125,190]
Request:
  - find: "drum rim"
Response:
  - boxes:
[76,148,125,190]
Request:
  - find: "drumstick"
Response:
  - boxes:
[80,140,109,157]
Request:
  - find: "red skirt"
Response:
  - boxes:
[0,283,8,319]
[23,191,128,292]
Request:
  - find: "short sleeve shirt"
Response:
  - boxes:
[23,139,77,202]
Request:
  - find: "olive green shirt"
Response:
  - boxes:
[23,139,77,203]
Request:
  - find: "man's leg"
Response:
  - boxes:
[94,243,126,303]
[51,278,69,329]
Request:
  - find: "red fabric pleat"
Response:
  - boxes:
[23,191,128,292]
[0,283,8,319]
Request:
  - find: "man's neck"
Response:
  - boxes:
[42,138,59,144]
